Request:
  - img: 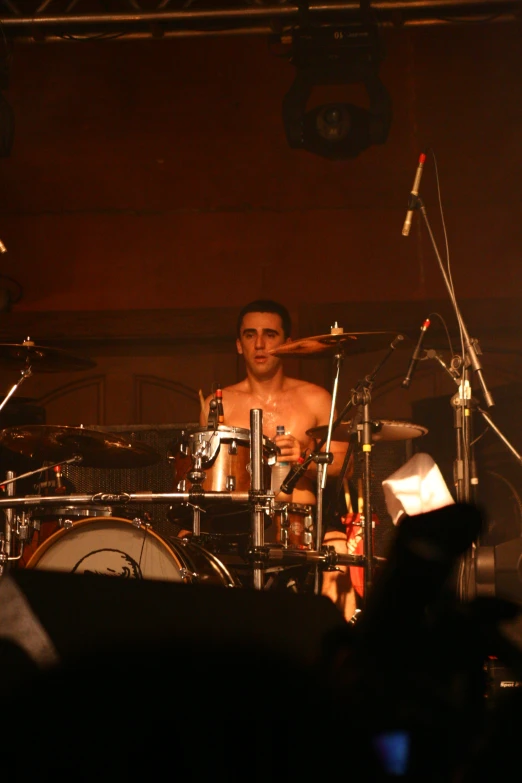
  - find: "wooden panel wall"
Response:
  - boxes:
[0,23,520,428]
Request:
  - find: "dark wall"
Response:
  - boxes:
[0,23,520,314]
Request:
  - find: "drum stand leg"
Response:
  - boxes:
[186,454,206,537]
[192,506,201,537]
[250,409,267,591]
[3,471,14,568]
[313,463,326,595]
[0,471,22,576]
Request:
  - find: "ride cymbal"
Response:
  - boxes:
[307,419,428,443]
[0,340,96,372]
[0,425,160,468]
[268,332,404,358]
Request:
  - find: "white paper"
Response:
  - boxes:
[382,452,455,525]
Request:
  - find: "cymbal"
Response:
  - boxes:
[0,425,161,468]
[0,341,96,372]
[268,332,404,358]
[307,419,428,443]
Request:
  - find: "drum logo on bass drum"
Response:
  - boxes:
[71,549,143,578]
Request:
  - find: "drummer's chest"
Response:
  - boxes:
[224,396,317,443]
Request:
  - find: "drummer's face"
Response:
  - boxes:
[237,312,287,375]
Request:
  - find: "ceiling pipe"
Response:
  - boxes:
[0,0,519,27]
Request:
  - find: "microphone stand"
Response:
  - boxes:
[410,195,522,508]
[423,348,522,474]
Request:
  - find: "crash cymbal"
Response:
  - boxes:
[268,332,404,358]
[307,419,428,443]
[0,425,160,468]
[0,340,96,372]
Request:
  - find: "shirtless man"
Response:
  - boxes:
[200,299,356,620]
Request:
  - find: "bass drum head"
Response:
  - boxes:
[25,517,238,586]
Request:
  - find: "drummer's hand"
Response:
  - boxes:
[274,433,303,464]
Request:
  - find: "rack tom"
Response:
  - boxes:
[168,426,277,535]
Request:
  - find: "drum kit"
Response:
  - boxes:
[0,329,429,604]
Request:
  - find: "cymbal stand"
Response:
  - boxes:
[0,365,32,413]
[322,335,404,599]
[0,456,83,490]
[0,471,31,574]
[314,346,345,593]
[0,457,83,575]
[0,470,14,573]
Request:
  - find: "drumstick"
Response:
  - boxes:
[343,477,353,514]
[358,478,364,515]
[198,389,206,415]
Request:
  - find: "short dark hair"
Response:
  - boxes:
[236,300,292,339]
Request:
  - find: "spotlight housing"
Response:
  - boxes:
[282,24,392,159]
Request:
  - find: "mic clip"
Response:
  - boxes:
[207,398,218,430]
[407,192,420,210]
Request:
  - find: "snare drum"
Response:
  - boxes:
[20,505,113,568]
[271,503,315,550]
[168,426,277,535]
[25,517,238,586]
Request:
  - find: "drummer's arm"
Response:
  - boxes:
[317,439,349,478]
[302,438,348,479]
[305,388,349,479]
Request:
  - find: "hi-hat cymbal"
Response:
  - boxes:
[307,419,428,443]
[268,332,404,358]
[0,425,160,468]
[0,341,96,372]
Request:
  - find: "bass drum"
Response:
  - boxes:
[25,517,239,587]
[20,504,113,568]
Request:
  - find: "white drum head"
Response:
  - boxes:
[27,518,184,581]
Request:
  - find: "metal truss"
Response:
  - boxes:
[0,0,520,41]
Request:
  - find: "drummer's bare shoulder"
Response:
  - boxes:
[287,378,333,421]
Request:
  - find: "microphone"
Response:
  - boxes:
[402,151,427,237]
[53,465,66,495]
[280,452,308,495]
[207,398,218,429]
[401,318,431,389]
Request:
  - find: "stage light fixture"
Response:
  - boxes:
[282,24,392,159]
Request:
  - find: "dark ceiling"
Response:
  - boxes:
[0,0,520,41]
